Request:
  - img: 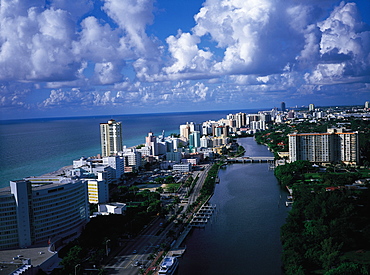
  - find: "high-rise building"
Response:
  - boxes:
[189,131,201,148]
[309,103,315,112]
[288,129,359,164]
[145,132,158,156]
[281,102,286,112]
[100,119,123,157]
[0,177,89,250]
[235,112,246,129]
[200,135,213,148]
[259,113,272,123]
[180,123,191,140]
[202,121,216,136]
[365,101,369,109]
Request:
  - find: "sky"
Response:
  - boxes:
[0,0,369,120]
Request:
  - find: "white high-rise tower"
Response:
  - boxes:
[100,119,123,157]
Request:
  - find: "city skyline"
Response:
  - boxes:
[1,0,370,120]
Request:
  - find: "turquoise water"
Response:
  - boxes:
[0,110,262,188]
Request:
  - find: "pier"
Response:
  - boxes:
[190,204,216,227]
[227,156,275,163]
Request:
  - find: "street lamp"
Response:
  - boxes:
[105,239,111,256]
[74,264,80,275]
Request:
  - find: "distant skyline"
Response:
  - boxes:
[1,0,369,120]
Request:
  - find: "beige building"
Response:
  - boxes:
[100,119,123,157]
[288,129,359,165]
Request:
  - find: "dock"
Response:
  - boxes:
[190,204,216,227]
[167,247,186,257]
[285,201,293,207]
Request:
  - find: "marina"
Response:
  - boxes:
[190,203,217,227]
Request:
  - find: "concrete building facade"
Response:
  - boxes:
[0,177,89,250]
[289,130,359,164]
[100,119,123,157]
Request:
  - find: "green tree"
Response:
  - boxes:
[325,262,369,275]
[60,245,83,274]
[319,238,343,271]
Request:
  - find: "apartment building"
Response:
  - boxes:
[100,119,123,157]
[288,129,359,164]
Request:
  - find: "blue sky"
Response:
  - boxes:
[0,0,369,119]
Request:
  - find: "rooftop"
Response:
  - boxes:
[0,245,57,275]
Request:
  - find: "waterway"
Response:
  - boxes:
[178,137,290,275]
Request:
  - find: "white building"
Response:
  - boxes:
[157,141,168,155]
[119,148,142,171]
[102,156,125,179]
[96,202,127,215]
[145,132,158,156]
[200,135,213,148]
[100,119,123,157]
[72,156,123,183]
[0,177,89,250]
[137,145,152,156]
[173,163,192,172]
[250,120,266,131]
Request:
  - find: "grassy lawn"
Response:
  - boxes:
[164,183,181,192]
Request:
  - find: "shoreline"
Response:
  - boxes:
[41,165,74,177]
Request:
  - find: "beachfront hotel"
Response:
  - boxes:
[100,119,123,157]
[288,128,359,165]
[0,177,89,250]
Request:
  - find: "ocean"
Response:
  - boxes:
[0,109,263,189]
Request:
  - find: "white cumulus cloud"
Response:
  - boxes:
[0,0,369,119]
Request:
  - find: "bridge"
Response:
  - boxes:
[227,156,275,163]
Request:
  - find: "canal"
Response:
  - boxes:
[178,137,290,275]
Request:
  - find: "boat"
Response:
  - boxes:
[158,256,179,275]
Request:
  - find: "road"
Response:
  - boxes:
[104,164,211,274]
[187,164,210,206]
[104,218,165,275]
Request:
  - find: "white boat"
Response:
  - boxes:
[158,256,179,275]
